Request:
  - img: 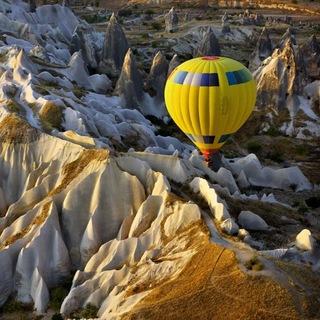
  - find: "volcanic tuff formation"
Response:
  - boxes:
[98,13,130,78]
[250,27,274,68]
[115,48,145,111]
[0,1,320,319]
[193,27,221,57]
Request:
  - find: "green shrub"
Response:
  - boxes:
[267,151,284,163]
[81,303,99,319]
[265,126,280,136]
[295,145,309,156]
[247,140,261,153]
[2,300,24,313]
[298,206,308,214]
[51,313,64,320]
[289,183,298,191]
[2,299,33,313]
[141,33,150,39]
[118,9,132,17]
[245,255,263,271]
[151,41,158,48]
[151,22,162,31]
[48,286,69,311]
[145,9,154,15]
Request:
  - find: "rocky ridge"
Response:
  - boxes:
[0,1,319,319]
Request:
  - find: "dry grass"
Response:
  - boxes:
[0,114,40,144]
[0,201,52,249]
[120,235,320,320]
[48,149,109,196]
[39,101,64,132]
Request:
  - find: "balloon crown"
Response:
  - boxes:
[201,56,221,60]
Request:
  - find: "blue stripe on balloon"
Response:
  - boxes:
[174,69,252,86]
[233,71,242,84]
[174,72,219,86]
[226,69,252,86]
[226,72,237,85]
[174,70,188,84]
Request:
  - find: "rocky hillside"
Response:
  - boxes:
[0,1,319,319]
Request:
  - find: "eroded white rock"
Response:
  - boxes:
[296,229,315,251]
[238,210,268,231]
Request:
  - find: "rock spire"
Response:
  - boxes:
[194,27,221,57]
[300,34,320,76]
[115,48,144,111]
[250,27,274,69]
[98,13,130,78]
[254,38,308,114]
[165,7,179,33]
[146,51,169,104]
[70,24,98,73]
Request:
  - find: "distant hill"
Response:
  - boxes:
[97,0,320,12]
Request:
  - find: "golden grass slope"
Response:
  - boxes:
[121,225,320,320]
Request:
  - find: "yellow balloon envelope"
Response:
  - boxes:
[164,56,257,159]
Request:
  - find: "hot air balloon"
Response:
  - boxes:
[164,56,257,162]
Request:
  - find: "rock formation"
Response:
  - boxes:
[221,12,230,34]
[194,27,221,57]
[277,27,296,51]
[250,27,274,69]
[70,24,98,73]
[168,54,180,76]
[146,51,169,104]
[115,48,145,111]
[241,9,265,26]
[62,0,71,7]
[28,0,36,12]
[254,38,308,114]
[1,2,320,319]
[300,34,320,77]
[165,7,179,33]
[98,13,130,78]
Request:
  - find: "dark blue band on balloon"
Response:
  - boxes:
[203,135,215,144]
[200,73,219,86]
[186,134,216,144]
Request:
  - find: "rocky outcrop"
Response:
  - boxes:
[221,12,230,34]
[28,0,36,12]
[250,27,274,69]
[238,210,268,231]
[165,7,179,33]
[98,13,130,78]
[115,48,144,111]
[241,9,265,25]
[277,27,296,51]
[70,24,98,73]
[254,38,308,114]
[300,34,320,77]
[168,54,180,76]
[68,51,111,93]
[146,51,169,104]
[62,0,71,7]
[194,27,221,57]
